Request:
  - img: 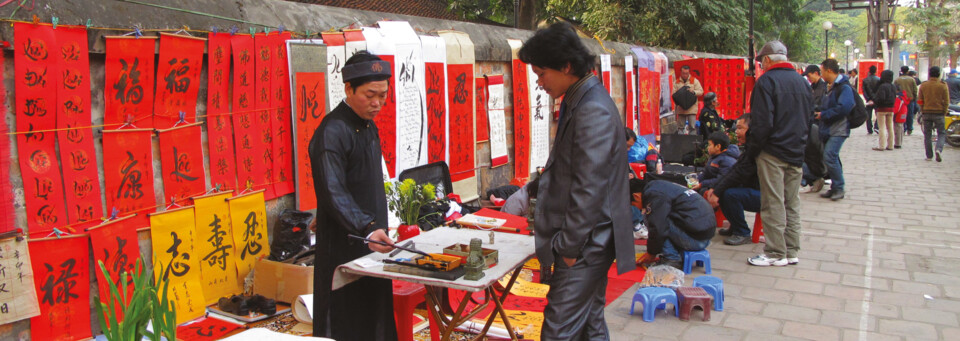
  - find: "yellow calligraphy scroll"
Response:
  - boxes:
[193,191,241,305]
[227,190,270,290]
[149,206,207,324]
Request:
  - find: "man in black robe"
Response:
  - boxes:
[309,51,398,340]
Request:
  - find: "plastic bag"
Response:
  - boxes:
[268,209,314,262]
[639,264,685,289]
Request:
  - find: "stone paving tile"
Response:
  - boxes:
[607,130,960,340]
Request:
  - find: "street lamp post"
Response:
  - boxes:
[844,40,852,70]
[854,48,861,68]
[823,21,834,60]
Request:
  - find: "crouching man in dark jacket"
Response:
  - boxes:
[631,179,715,269]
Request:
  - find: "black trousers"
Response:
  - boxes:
[541,227,615,340]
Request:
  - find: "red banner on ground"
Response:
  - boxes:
[154,33,205,129]
[103,129,157,229]
[254,33,277,199]
[373,55,398,178]
[178,317,242,341]
[206,33,237,191]
[158,123,207,205]
[56,26,102,230]
[271,32,294,197]
[475,77,489,142]
[231,35,267,193]
[29,235,91,341]
[88,214,140,322]
[293,72,326,211]
[426,62,447,163]
[104,36,157,129]
[512,59,531,182]
[14,23,67,235]
[447,64,475,182]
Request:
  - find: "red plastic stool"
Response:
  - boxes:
[715,210,726,228]
[751,213,764,243]
[393,280,426,341]
[676,287,712,321]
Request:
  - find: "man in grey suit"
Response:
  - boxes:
[519,22,636,340]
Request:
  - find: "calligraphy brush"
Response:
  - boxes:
[347,235,431,258]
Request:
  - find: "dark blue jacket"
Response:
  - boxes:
[747,64,812,167]
[642,180,715,256]
[698,144,739,189]
[820,74,854,139]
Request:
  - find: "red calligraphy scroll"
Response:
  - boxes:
[271,32,294,197]
[14,23,67,235]
[29,235,91,341]
[293,72,326,211]
[177,317,242,341]
[373,55,398,178]
[512,59,531,182]
[637,69,655,136]
[154,33,205,129]
[625,60,635,131]
[650,70,662,137]
[425,62,447,163]
[254,33,277,199]
[158,123,206,205]
[103,129,157,229]
[104,36,157,129]
[206,33,237,191]
[0,46,13,233]
[475,77,489,142]
[231,35,268,193]
[88,214,140,322]
[447,64,475,181]
[56,26,103,230]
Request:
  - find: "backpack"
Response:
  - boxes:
[894,90,909,123]
[835,83,868,128]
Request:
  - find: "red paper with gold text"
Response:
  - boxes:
[56,26,103,230]
[425,62,447,163]
[154,33,205,129]
[29,235,92,341]
[271,32,294,197]
[373,55,398,178]
[104,36,157,129]
[475,77,489,142]
[14,23,67,235]
[650,71,662,136]
[103,129,157,229]
[231,35,268,193]
[293,72,326,211]
[447,64,475,181]
[253,33,277,199]
[158,123,206,204]
[206,33,237,191]
[0,48,13,233]
[89,214,140,322]
[512,59,531,182]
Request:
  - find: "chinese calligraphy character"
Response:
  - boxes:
[452,73,468,104]
[163,232,191,280]
[170,147,199,182]
[240,212,262,260]
[163,58,191,93]
[113,58,144,105]
[39,259,79,305]
[202,214,231,270]
[117,151,144,200]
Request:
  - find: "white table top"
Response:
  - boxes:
[333,226,536,292]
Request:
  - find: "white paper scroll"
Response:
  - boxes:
[344,29,366,60]
[375,21,429,176]
[486,76,508,167]
[600,54,613,95]
[0,237,41,325]
[527,66,550,170]
[321,34,346,111]
[626,55,638,134]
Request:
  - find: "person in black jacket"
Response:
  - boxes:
[802,65,828,193]
[704,114,761,246]
[698,92,725,142]
[862,65,881,134]
[869,70,898,150]
[631,179,714,270]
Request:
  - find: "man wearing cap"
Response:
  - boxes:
[745,41,811,267]
[309,51,397,340]
[946,69,960,105]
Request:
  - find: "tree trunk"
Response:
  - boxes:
[517,0,537,30]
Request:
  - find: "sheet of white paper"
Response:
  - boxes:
[527,65,550,169]
[325,43,346,111]
[378,21,428,175]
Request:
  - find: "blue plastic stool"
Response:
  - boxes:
[630,287,679,322]
[692,275,724,311]
[683,249,712,274]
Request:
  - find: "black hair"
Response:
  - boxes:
[707,131,730,150]
[929,66,941,78]
[624,127,637,142]
[869,65,877,74]
[526,176,539,198]
[880,70,894,83]
[738,113,751,125]
[518,22,595,78]
[344,51,390,90]
[838,68,846,75]
[821,59,840,73]
[629,178,647,196]
[681,65,691,70]
[908,70,917,77]
[849,69,858,75]
[900,66,910,75]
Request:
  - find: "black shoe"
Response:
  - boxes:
[820,189,834,198]
[724,235,751,245]
[655,259,683,270]
[894,145,902,149]
[830,190,845,201]
[936,152,942,162]
[218,295,250,316]
[247,294,277,315]
[718,228,733,236]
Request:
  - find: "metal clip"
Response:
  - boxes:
[51,16,59,29]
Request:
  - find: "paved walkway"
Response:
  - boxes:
[607,128,960,340]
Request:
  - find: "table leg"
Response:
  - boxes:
[426,285,473,341]
[472,267,523,341]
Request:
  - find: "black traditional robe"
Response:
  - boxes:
[309,101,397,340]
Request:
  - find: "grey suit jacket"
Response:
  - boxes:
[534,75,637,275]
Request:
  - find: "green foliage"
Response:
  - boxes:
[94,259,176,341]
[904,0,960,61]
[384,179,438,226]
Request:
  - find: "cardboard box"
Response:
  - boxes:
[253,258,314,304]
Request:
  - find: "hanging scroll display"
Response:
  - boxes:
[150,207,207,324]
[287,40,328,212]
[625,55,637,133]
[600,54,612,95]
[438,31,477,192]
[88,214,140,322]
[421,35,448,164]
[104,35,157,128]
[254,33,278,200]
[193,191,241,304]
[361,26,398,177]
[102,129,157,228]
[527,63,551,170]
[0,50,13,234]
[154,33,205,128]
[508,39,531,180]
[0,237,41,325]
[157,122,207,205]
[56,26,103,230]
[475,77,489,142]
[344,29,366,59]
[29,235,91,341]
[321,32,346,111]
[379,21,428,177]
[206,33,237,191]
[485,75,509,168]
[227,190,269,287]
[14,23,67,235]
[231,34,268,193]
[637,69,661,137]
[271,31,295,197]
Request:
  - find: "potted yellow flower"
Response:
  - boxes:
[384,179,437,241]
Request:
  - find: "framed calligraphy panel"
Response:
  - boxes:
[87,214,140,322]
[206,32,237,191]
[102,129,157,233]
[485,75,508,168]
[253,33,278,199]
[28,235,91,341]
[157,122,207,205]
[154,33,205,129]
[377,21,428,176]
[104,36,157,128]
[192,191,240,304]
[437,31,476,193]
[421,35,448,164]
[231,34,268,194]
[226,190,269,287]
[508,39,531,181]
[287,40,328,212]
[149,206,207,324]
[0,237,41,325]
[270,31,295,198]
